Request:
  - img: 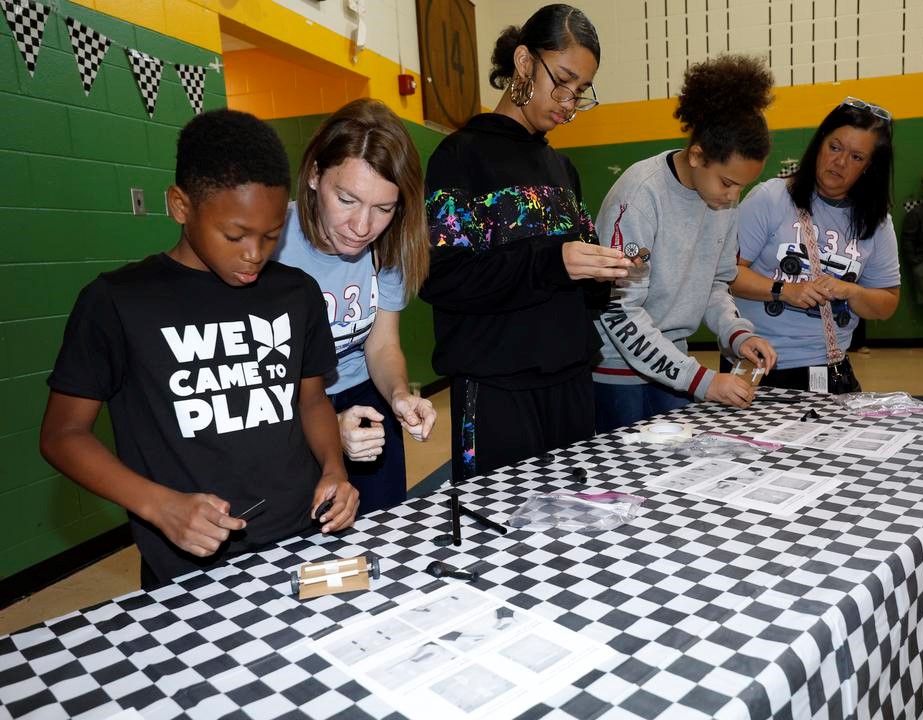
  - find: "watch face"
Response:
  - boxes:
[624,242,640,258]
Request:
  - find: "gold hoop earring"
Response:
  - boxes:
[509,74,534,107]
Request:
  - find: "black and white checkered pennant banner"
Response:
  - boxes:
[1,0,50,76]
[777,158,800,179]
[904,198,921,213]
[175,63,207,115]
[65,17,110,95]
[126,48,163,118]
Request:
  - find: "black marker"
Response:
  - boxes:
[752,395,806,405]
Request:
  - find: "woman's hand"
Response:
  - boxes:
[562,242,636,281]
[812,275,855,301]
[336,405,386,461]
[780,279,832,308]
[391,391,436,441]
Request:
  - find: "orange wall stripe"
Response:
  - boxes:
[224,48,369,119]
[68,0,424,123]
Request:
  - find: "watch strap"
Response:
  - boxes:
[771,280,784,302]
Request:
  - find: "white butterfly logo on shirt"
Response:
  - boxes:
[250,313,291,362]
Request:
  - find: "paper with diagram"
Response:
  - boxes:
[313,583,617,719]
[648,458,844,516]
[752,420,917,459]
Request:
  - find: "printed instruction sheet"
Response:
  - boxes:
[648,458,844,516]
[313,583,616,720]
[752,420,917,459]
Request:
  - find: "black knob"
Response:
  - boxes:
[425,560,478,583]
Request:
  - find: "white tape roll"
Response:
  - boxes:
[635,422,693,444]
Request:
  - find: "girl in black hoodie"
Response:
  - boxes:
[421,4,634,481]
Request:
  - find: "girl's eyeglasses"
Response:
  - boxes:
[534,54,599,121]
[841,96,892,123]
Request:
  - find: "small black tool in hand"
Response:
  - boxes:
[313,498,334,524]
[231,498,266,521]
[425,560,479,583]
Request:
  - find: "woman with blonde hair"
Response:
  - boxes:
[276,98,435,514]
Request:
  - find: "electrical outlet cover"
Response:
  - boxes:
[131,188,146,216]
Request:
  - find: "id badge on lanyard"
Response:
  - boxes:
[809,366,829,394]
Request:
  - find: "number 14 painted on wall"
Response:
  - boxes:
[442,21,465,92]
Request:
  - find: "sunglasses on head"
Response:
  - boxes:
[840,96,892,123]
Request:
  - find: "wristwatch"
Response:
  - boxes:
[770,280,785,302]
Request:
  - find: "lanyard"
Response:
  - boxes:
[798,209,844,364]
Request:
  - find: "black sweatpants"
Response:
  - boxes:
[449,368,595,481]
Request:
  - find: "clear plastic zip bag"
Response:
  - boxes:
[671,431,781,460]
[507,492,643,532]
[830,391,923,417]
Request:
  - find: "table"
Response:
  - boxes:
[1,387,922,720]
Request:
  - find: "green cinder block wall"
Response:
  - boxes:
[561,118,923,344]
[0,1,226,579]
[267,114,445,388]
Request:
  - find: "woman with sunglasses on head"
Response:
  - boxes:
[420,4,634,481]
[728,98,900,393]
[593,54,777,431]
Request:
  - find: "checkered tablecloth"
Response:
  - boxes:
[2,388,922,720]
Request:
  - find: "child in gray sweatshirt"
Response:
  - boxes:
[594,55,778,431]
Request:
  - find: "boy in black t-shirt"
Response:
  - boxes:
[41,110,358,589]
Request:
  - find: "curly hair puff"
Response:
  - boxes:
[674,54,774,163]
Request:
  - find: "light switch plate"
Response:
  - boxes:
[130,188,146,216]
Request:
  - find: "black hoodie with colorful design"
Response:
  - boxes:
[420,113,606,390]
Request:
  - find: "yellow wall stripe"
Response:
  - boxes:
[553,73,923,148]
[71,0,222,53]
